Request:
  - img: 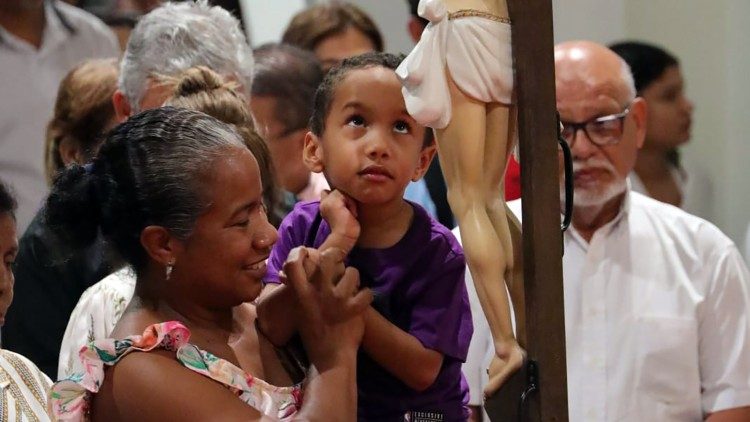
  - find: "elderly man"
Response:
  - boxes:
[5,0,254,379]
[462,41,750,421]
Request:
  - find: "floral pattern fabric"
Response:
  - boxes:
[49,321,302,421]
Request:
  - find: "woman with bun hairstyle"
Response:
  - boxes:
[57,67,288,382]
[48,107,371,421]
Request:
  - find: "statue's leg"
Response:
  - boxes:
[481,102,525,396]
[435,74,522,394]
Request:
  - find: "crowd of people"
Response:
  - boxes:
[0,0,749,421]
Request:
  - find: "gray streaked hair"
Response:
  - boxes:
[119,0,253,113]
[45,107,248,271]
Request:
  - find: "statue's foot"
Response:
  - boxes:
[483,340,525,398]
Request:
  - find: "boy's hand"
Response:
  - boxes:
[320,189,360,253]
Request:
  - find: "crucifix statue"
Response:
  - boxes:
[398,0,568,419]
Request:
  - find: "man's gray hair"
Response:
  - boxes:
[619,58,637,101]
[119,0,253,112]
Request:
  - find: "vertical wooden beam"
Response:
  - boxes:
[485,0,568,420]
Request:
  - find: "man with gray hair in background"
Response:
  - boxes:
[112,0,253,121]
[463,41,750,421]
[5,0,255,380]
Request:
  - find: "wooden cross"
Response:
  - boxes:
[485,0,569,420]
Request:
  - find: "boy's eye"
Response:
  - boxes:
[346,115,365,127]
[394,120,410,134]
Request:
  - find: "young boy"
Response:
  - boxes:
[259,52,473,421]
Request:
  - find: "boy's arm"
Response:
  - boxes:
[361,307,444,392]
[257,192,360,346]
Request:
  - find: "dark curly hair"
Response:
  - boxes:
[309,52,405,136]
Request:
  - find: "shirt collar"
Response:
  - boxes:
[0,0,75,52]
[567,182,633,247]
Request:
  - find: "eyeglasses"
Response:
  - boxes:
[560,105,631,147]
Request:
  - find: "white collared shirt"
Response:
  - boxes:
[0,1,118,231]
[465,192,750,421]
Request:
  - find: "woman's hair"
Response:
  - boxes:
[610,41,681,166]
[282,2,383,53]
[310,52,403,135]
[45,107,245,271]
[609,41,679,93]
[0,179,17,220]
[164,66,282,227]
[45,58,119,185]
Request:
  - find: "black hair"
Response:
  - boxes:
[251,43,324,134]
[610,41,681,166]
[0,179,17,219]
[609,41,679,93]
[44,106,245,272]
[309,51,404,137]
[405,0,429,27]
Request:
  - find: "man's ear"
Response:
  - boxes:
[630,97,648,149]
[303,131,325,173]
[140,225,181,268]
[113,90,132,123]
[412,143,437,182]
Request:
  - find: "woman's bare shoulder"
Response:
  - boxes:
[91,349,264,422]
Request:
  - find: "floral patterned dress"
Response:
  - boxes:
[49,321,302,421]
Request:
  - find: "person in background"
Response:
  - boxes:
[3,59,121,379]
[111,0,253,122]
[0,179,53,421]
[251,43,328,214]
[0,0,119,233]
[57,66,284,380]
[610,41,712,220]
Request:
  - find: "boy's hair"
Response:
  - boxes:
[0,179,17,220]
[45,58,119,185]
[251,43,324,135]
[282,2,383,53]
[311,52,432,146]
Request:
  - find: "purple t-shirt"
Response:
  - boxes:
[266,201,473,421]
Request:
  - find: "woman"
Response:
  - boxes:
[610,41,709,216]
[0,179,53,421]
[47,107,371,421]
[3,58,121,379]
[57,66,285,380]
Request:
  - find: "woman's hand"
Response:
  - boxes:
[281,246,372,370]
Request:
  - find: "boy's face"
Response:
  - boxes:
[304,67,433,206]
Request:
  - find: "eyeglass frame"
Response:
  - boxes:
[560,103,632,147]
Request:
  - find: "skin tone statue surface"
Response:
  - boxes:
[400,0,523,395]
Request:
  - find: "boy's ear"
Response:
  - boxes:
[412,143,437,182]
[303,131,325,173]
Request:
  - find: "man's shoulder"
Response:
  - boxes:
[419,208,463,265]
[630,192,734,251]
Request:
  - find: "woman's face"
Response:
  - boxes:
[0,213,17,326]
[172,148,278,308]
[641,65,694,151]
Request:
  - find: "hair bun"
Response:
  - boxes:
[173,66,229,97]
[44,163,102,249]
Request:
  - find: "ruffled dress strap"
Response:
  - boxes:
[49,321,302,421]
